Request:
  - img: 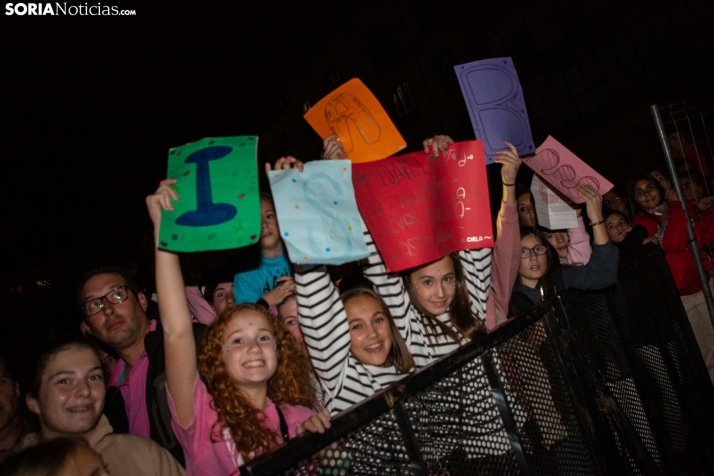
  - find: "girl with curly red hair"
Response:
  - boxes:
[147,179,330,476]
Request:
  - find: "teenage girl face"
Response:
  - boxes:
[605,214,632,243]
[633,179,662,209]
[212,282,235,316]
[681,177,703,201]
[344,295,393,367]
[517,192,537,227]
[409,255,456,316]
[27,346,105,439]
[260,199,281,251]
[222,311,278,389]
[603,190,627,214]
[278,299,307,357]
[649,171,670,191]
[545,231,569,259]
[519,234,548,288]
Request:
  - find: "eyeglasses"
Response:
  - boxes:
[521,245,548,259]
[81,286,132,317]
[604,196,622,206]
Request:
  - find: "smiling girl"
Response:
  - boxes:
[266,157,416,414]
[20,338,184,476]
[148,180,330,475]
[361,135,503,360]
[627,172,714,382]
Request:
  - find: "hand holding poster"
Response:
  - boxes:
[524,136,614,204]
[353,140,493,273]
[530,174,578,230]
[158,136,261,252]
[268,160,369,265]
[455,57,535,164]
[304,78,407,163]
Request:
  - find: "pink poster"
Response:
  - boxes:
[353,140,493,273]
[524,136,613,204]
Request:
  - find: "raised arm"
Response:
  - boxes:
[486,142,523,327]
[147,179,197,428]
[565,214,592,265]
[266,155,353,399]
[578,184,608,246]
[361,219,415,338]
[562,185,619,290]
[294,266,352,399]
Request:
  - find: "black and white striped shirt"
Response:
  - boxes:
[295,268,412,415]
[361,226,492,366]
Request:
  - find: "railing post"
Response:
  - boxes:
[651,104,714,332]
[482,350,532,476]
[391,401,429,475]
[543,301,627,475]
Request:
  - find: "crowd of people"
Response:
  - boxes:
[1,128,712,476]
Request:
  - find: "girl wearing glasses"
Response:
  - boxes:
[627,172,714,382]
[509,184,618,312]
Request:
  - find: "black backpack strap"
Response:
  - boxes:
[276,405,290,442]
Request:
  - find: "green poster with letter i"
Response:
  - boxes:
[158,136,261,252]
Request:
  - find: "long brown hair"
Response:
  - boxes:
[403,254,487,344]
[340,287,415,373]
[198,303,315,461]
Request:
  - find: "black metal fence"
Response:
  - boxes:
[240,246,714,475]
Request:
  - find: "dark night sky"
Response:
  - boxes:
[1,1,358,274]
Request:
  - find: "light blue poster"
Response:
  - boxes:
[268,160,369,265]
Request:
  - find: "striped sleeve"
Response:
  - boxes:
[458,247,492,323]
[360,218,455,364]
[294,266,351,398]
[360,219,415,340]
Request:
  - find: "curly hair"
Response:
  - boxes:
[403,254,487,344]
[197,303,315,461]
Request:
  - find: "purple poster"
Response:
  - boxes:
[455,57,535,164]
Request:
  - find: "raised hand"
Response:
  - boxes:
[146,178,179,236]
[494,142,522,205]
[422,135,454,158]
[576,184,604,223]
[261,276,296,306]
[664,187,679,203]
[295,408,332,436]
[576,184,608,244]
[265,156,305,175]
[494,142,521,185]
[322,134,346,160]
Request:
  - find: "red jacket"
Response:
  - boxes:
[633,200,711,296]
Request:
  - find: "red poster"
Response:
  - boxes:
[353,140,493,273]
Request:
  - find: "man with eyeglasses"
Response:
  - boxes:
[78,265,194,466]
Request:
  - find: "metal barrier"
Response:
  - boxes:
[240,246,714,475]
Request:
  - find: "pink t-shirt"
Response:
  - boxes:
[169,377,315,476]
[108,319,157,438]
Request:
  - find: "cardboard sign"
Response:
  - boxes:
[159,136,261,252]
[269,160,369,265]
[530,175,578,230]
[455,57,535,164]
[353,140,493,273]
[524,136,614,204]
[304,78,406,163]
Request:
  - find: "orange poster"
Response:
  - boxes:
[304,78,407,163]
